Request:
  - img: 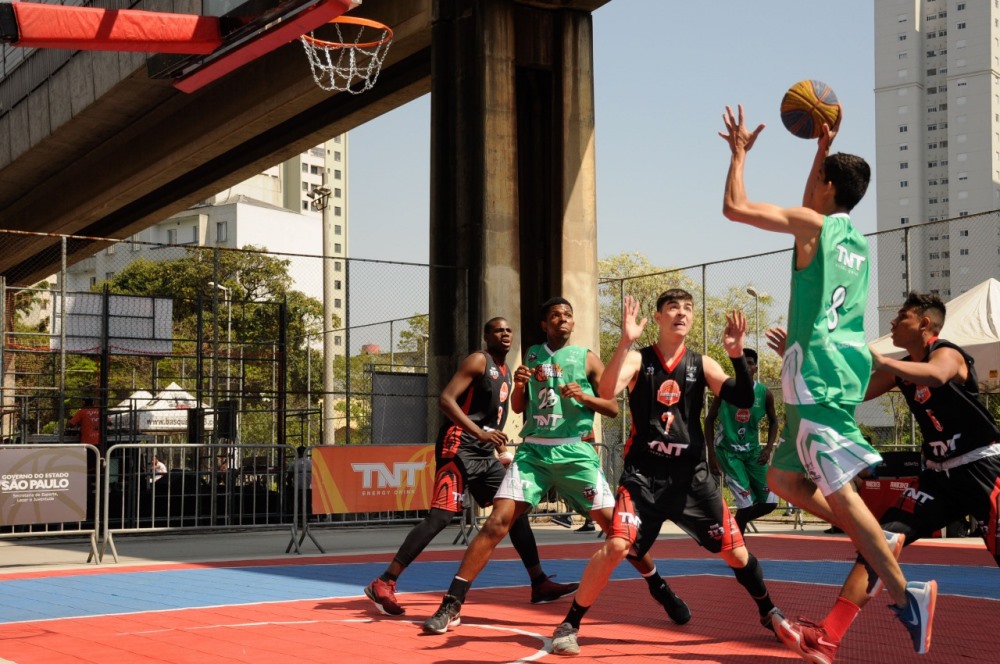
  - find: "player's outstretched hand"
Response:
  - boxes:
[765,326,787,357]
[514,364,531,386]
[818,104,842,152]
[722,309,748,356]
[621,295,648,344]
[720,104,765,155]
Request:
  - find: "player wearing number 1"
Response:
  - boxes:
[721,104,937,661]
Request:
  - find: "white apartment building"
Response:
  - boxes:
[64,136,349,355]
[874,0,1000,327]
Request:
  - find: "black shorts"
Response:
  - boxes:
[611,462,744,559]
[430,448,505,513]
[882,453,1000,559]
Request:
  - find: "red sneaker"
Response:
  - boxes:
[774,615,840,664]
[365,577,405,616]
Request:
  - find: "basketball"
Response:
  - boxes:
[780,80,840,139]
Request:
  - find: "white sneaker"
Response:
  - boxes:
[551,621,580,656]
[868,530,906,597]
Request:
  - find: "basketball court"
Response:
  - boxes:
[0,527,995,663]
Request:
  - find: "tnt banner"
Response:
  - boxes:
[0,447,88,525]
[312,445,435,514]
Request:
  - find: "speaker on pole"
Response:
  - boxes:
[187,407,205,444]
[216,400,238,440]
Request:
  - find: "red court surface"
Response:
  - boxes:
[0,534,995,663]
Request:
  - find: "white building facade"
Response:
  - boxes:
[64,136,349,354]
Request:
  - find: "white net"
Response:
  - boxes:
[300,18,392,94]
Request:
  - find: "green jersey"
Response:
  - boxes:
[782,213,871,406]
[519,344,595,440]
[716,382,769,453]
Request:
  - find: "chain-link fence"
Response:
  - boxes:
[598,210,1000,453]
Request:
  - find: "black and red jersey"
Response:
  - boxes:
[437,351,511,458]
[625,345,707,470]
[896,338,1000,463]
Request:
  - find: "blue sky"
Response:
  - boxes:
[346,1,876,270]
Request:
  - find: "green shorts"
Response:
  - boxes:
[772,402,882,496]
[717,447,777,509]
[495,440,615,513]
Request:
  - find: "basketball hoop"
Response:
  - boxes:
[300,15,392,93]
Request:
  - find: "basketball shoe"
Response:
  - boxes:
[364,577,405,616]
[551,621,580,656]
[649,580,691,625]
[774,615,839,664]
[421,594,461,634]
[531,575,579,604]
[890,580,937,654]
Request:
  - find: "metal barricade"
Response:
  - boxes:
[101,442,297,562]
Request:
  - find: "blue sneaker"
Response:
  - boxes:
[890,580,937,654]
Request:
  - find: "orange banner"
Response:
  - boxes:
[311,445,435,514]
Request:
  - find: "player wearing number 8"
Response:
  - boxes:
[721,104,937,661]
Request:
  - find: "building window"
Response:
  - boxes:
[957,22,966,29]
[942,251,950,258]
[334,243,342,253]
[191,225,198,243]
[167,229,177,244]
[334,335,342,344]
[929,253,939,259]
[943,270,950,277]
[334,151,342,161]
[960,230,969,237]
[900,180,909,188]
[334,169,342,180]
[105,272,115,280]
[334,224,342,234]
[107,244,116,255]
[334,206,342,216]
[334,280,342,289]
[335,261,342,271]
[334,187,342,197]
[898,33,907,41]
[899,144,908,151]
[959,211,969,217]
[899,125,908,133]
[334,299,342,307]
[927,68,937,76]
[900,217,909,225]
[216,222,228,243]
[957,2,965,10]
[899,52,908,60]
[89,276,97,288]
[301,182,309,191]
[900,162,908,169]
[301,163,308,172]
[302,201,309,211]
[131,235,141,252]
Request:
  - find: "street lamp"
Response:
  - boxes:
[208,281,232,392]
[421,334,429,369]
[746,287,761,352]
[309,182,336,446]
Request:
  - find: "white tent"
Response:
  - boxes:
[111,390,153,412]
[870,278,1000,384]
[131,382,215,433]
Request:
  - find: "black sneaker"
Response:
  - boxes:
[550,514,574,528]
[575,521,596,533]
[649,581,691,625]
[421,594,461,634]
[531,575,579,604]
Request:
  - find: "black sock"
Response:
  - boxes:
[641,565,664,590]
[379,571,399,583]
[564,600,590,629]
[530,571,547,586]
[446,576,472,604]
[731,554,774,615]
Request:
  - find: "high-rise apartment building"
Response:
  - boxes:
[874,1,1000,326]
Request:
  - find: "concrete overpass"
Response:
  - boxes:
[0,0,611,357]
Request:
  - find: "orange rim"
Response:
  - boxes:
[301,15,393,49]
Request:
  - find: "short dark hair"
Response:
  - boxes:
[744,348,758,363]
[655,288,693,311]
[484,317,508,335]
[540,297,572,319]
[824,153,870,211]
[902,291,946,334]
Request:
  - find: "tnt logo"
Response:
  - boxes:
[836,244,867,270]
[928,433,961,458]
[735,408,750,423]
[657,379,681,407]
[902,486,934,504]
[619,511,641,528]
[914,385,931,404]
[351,462,426,489]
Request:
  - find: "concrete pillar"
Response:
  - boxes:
[429,0,600,399]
